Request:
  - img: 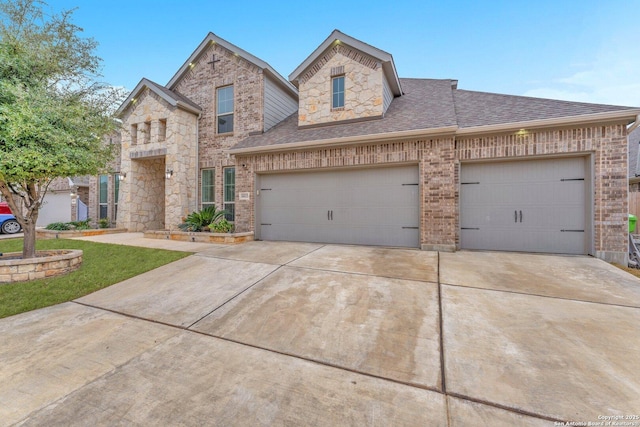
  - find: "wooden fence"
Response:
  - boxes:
[630,192,640,217]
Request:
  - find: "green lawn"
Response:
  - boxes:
[0,238,191,319]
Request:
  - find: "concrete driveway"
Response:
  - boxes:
[1,238,639,426]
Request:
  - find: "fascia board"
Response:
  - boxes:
[456,110,640,136]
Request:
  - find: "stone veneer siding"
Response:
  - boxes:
[117,89,198,231]
[236,123,628,263]
[172,42,264,210]
[297,44,384,127]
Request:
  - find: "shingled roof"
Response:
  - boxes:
[454,90,636,128]
[232,78,639,153]
[232,79,458,151]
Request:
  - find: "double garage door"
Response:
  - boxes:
[256,166,420,247]
[460,156,590,255]
[255,157,590,255]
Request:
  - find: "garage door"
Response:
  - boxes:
[37,192,72,227]
[460,157,589,254]
[257,166,419,247]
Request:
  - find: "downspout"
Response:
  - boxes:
[628,114,640,134]
[196,112,201,212]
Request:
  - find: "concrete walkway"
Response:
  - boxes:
[1,235,639,426]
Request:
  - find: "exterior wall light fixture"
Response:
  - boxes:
[119,172,126,181]
[165,169,173,179]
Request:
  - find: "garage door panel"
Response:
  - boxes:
[257,166,419,247]
[460,157,589,255]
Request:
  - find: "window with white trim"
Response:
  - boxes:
[332,76,345,109]
[99,175,108,219]
[223,167,235,221]
[217,85,234,134]
[201,169,215,209]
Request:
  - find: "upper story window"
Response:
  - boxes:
[217,85,234,134]
[332,76,345,109]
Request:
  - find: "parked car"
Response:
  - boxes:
[0,202,22,234]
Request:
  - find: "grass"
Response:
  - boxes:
[0,238,191,319]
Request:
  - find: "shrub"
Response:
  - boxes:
[69,219,92,230]
[98,218,110,229]
[45,222,71,231]
[209,218,234,233]
[179,206,226,232]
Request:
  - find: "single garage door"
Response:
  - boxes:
[257,166,419,247]
[460,157,590,254]
[37,192,72,227]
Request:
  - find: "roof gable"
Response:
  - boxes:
[165,32,297,98]
[115,78,201,117]
[289,30,402,96]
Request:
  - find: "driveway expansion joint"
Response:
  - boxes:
[186,265,285,329]
[447,392,566,423]
[440,281,640,309]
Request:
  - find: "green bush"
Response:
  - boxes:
[69,219,91,230]
[179,206,227,232]
[209,218,234,233]
[45,222,71,231]
[98,218,110,229]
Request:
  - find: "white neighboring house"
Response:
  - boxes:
[35,177,89,227]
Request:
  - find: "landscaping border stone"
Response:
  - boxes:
[144,230,254,244]
[0,250,83,283]
[37,228,128,240]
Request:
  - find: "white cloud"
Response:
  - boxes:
[524,34,640,107]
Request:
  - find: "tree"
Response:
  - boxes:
[0,0,124,258]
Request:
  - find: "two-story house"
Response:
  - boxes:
[114,30,640,264]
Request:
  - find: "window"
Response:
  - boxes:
[114,173,120,220]
[217,85,234,134]
[201,169,215,209]
[99,175,108,219]
[223,167,235,222]
[332,76,345,109]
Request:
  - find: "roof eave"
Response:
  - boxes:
[165,33,296,96]
[229,125,458,155]
[289,30,400,95]
[456,110,640,136]
[115,78,152,117]
[115,78,201,117]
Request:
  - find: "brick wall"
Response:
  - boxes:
[455,124,629,262]
[237,123,628,262]
[173,43,264,211]
[236,137,456,249]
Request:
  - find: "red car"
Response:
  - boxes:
[0,202,11,214]
[0,202,22,234]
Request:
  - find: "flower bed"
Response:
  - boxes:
[36,228,128,239]
[0,250,83,283]
[144,230,254,244]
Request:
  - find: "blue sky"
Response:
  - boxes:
[46,0,640,107]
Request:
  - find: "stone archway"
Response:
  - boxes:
[128,157,166,231]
